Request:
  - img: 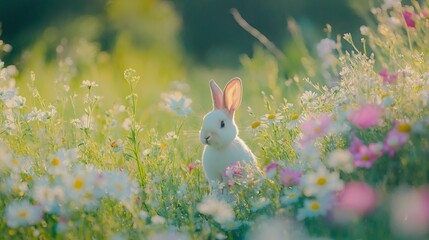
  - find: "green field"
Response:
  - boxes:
[1,0,429,239]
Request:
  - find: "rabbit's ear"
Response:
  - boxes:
[224,77,242,116]
[210,80,223,109]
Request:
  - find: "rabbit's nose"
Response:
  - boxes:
[205,136,211,144]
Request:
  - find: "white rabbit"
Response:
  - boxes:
[200,77,258,189]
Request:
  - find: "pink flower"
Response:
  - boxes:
[188,163,195,171]
[300,114,331,143]
[336,182,377,216]
[348,104,384,129]
[280,168,302,186]
[391,187,429,237]
[403,9,417,28]
[224,162,243,177]
[349,136,364,155]
[378,68,399,84]
[383,121,411,157]
[264,162,278,178]
[352,142,383,168]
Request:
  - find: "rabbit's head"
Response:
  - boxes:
[200,78,243,149]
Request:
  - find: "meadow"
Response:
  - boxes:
[1,0,429,239]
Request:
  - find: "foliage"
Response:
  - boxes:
[1,0,429,239]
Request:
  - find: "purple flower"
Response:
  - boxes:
[280,168,302,186]
[379,68,399,84]
[353,142,383,168]
[403,9,417,28]
[383,121,411,157]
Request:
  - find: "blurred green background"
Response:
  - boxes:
[0,0,371,129]
[0,0,365,67]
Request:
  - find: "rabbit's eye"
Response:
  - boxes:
[220,120,225,128]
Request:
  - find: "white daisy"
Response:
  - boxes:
[251,197,271,212]
[161,91,192,116]
[197,197,235,224]
[280,188,302,205]
[327,149,354,173]
[261,113,284,125]
[301,167,344,197]
[297,195,334,220]
[5,200,43,228]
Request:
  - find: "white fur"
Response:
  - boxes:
[199,78,258,187]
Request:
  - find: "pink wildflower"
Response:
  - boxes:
[383,121,411,157]
[224,162,243,178]
[348,104,384,129]
[280,168,302,186]
[349,136,364,155]
[300,114,331,143]
[378,68,399,84]
[352,142,383,168]
[264,162,278,178]
[391,187,429,237]
[336,182,377,216]
[188,163,195,171]
[403,9,417,28]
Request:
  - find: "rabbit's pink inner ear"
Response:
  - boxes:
[210,80,223,109]
[224,77,242,116]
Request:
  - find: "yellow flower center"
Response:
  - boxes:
[342,105,348,111]
[398,123,411,133]
[267,114,276,120]
[381,92,389,99]
[314,127,322,133]
[111,142,119,148]
[291,113,299,120]
[84,192,94,199]
[251,121,261,129]
[316,177,327,186]
[160,142,167,149]
[51,157,60,166]
[12,159,19,166]
[18,211,28,218]
[310,202,320,211]
[362,154,370,161]
[74,178,84,190]
[289,193,296,198]
[175,106,182,110]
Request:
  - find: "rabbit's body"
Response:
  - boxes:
[202,137,256,184]
[199,78,259,189]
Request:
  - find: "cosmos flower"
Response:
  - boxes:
[300,114,331,143]
[390,187,429,238]
[264,162,278,179]
[348,104,384,129]
[335,182,377,217]
[280,168,302,186]
[352,142,383,168]
[383,121,411,157]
